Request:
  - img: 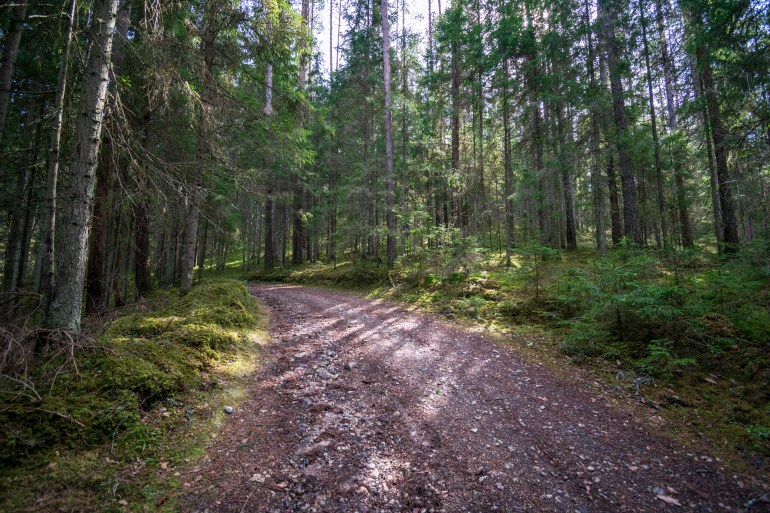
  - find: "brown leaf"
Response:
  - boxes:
[656,494,682,506]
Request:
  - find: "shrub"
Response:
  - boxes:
[558,320,611,358]
[637,340,697,379]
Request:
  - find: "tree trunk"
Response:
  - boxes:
[502,59,514,266]
[450,34,461,229]
[638,0,667,248]
[382,0,396,265]
[557,104,577,250]
[39,0,76,314]
[699,59,740,250]
[585,0,606,255]
[598,0,642,245]
[0,0,27,139]
[181,2,220,293]
[655,0,692,247]
[45,0,119,330]
[264,196,275,270]
[85,134,114,313]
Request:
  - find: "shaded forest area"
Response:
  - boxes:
[0,0,769,507]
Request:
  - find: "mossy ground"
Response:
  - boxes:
[250,244,770,474]
[0,280,268,512]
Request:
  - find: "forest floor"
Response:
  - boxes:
[182,284,769,513]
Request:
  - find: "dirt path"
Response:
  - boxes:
[182,284,765,513]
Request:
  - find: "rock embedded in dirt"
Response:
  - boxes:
[316,368,333,379]
[302,398,313,408]
[224,406,234,414]
[345,361,356,370]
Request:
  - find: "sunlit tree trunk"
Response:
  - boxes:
[45,0,119,330]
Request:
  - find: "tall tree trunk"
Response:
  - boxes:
[598,0,642,245]
[85,135,114,313]
[557,104,577,250]
[45,0,119,330]
[382,0,396,265]
[330,0,334,75]
[400,0,408,254]
[502,59,514,266]
[86,1,129,313]
[39,0,76,314]
[638,0,667,248]
[655,0,692,247]
[264,196,275,270]
[133,105,153,297]
[450,31,461,229]
[0,0,27,139]
[181,2,219,293]
[698,58,740,250]
[292,0,311,265]
[585,0,606,255]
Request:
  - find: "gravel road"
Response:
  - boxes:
[182,284,768,513]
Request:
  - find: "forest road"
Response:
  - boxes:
[183,284,767,513]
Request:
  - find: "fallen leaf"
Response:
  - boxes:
[47,462,57,469]
[666,486,679,494]
[276,481,288,489]
[118,499,128,506]
[656,494,682,506]
[160,461,168,470]
[628,466,639,471]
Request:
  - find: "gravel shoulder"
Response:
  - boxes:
[182,284,768,513]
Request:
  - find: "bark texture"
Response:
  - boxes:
[45,0,119,330]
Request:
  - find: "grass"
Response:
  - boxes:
[0,280,268,512]
[249,243,770,475]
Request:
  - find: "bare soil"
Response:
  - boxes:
[181,284,769,513]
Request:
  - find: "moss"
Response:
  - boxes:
[169,323,239,350]
[0,280,265,512]
[107,315,183,338]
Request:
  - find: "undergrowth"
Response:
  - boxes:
[0,281,266,512]
[250,237,770,467]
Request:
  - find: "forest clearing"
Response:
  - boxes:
[1,0,769,510]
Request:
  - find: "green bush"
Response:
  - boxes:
[637,340,697,379]
[558,320,611,358]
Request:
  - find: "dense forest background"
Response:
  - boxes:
[0,0,768,334]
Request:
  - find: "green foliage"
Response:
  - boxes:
[558,320,611,358]
[637,340,697,379]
